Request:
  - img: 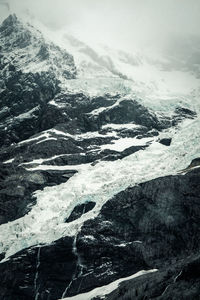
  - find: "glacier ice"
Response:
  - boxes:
[0,111,200,261]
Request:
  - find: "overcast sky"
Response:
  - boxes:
[1,0,200,52]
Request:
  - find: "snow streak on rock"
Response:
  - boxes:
[61,269,158,300]
[0,114,200,260]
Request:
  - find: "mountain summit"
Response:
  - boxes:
[0,14,200,300]
[0,14,76,79]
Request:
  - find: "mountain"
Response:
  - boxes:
[0,14,200,300]
[61,32,200,98]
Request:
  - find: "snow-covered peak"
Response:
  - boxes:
[0,13,18,27]
[0,14,77,80]
[0,14,199,117]
[1,14,199,104]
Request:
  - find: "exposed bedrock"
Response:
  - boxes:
[0,168,199,299]
[0,14,199,300]
[0,164,77,225]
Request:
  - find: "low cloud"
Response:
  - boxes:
[1,0,200,53]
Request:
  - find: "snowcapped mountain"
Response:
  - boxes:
[0,14,76,79]
[0,14,200,300]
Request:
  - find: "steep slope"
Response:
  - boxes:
[60,33,199,99]
[0,168,200,299]
[1,15,193,227]
[0,14,200,300]
[0,14,76,78]
[0,14,77,146]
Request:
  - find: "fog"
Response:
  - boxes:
[1,0,200,53]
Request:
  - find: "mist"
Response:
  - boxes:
[0,0,200,54]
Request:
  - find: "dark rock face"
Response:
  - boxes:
[0,163,77,225]
[172,106,197,126]
[0,237,75,300]
[0,169,200,299]
[0,70,60,146]
[159,138,172,146]
[0,14,76,79]
[174,107,197,118]
[0,14,77,147]
[65,201,96,223]
[189,157,200,168]
[86,99,171,131]
[0,14,199,300]
[104,255,200,300]
[0,64,181,228]
[179,157,200,174]
[73,168,200,297]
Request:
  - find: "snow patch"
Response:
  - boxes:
[18,132,52,145]
[48,100,65,108]
[3,158,15,164]
[19,155,68,166]
[100,137,153,152]
[102,123,143,130]
[61,269,158,300]
[26,163,90,172]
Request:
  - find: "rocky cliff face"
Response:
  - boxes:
[0,14,200,300]
[0,168,200,299]
[0,14,77,147]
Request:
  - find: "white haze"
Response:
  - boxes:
[0,0,200,96]
[0,0,200,54]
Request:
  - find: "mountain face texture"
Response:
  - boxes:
[0,15,200,300]
[1,169,200,300]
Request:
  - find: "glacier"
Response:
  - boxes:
[0,13,200,300]
[0,111,200,261]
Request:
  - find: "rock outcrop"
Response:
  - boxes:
[0,14,199,300]
[0,168,199,299]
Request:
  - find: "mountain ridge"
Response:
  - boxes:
[0,14,200,300]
